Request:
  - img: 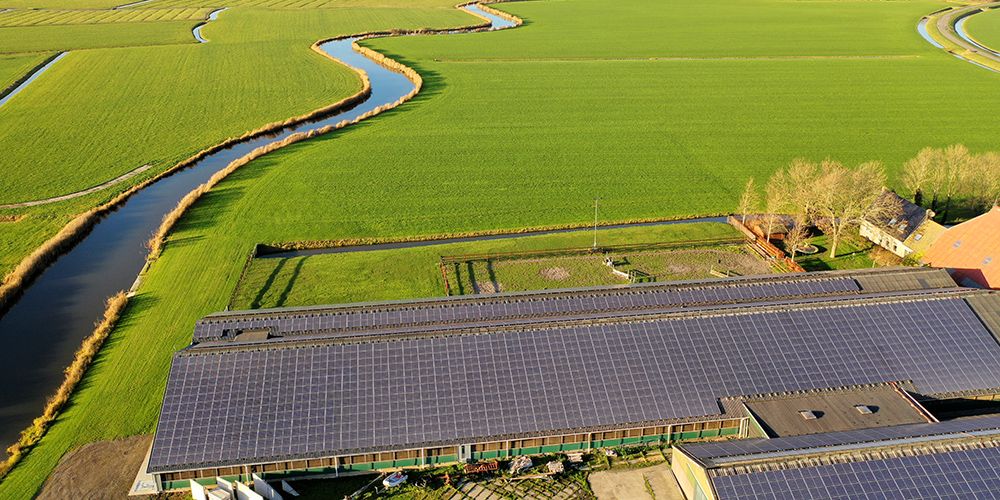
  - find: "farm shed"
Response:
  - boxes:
[144,267,1000,492]
[672,414,1000,500]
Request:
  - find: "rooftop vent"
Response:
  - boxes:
[854,404,875,415]
[798,410,820,420]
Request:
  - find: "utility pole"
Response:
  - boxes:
[592,197,601,250]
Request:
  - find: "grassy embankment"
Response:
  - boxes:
[0,2,468,278]
[6,0,1000,495]
[230,222,740,309]
[964,5,1000,51]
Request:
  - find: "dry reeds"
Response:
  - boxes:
[0,291,127,479]
[0,215,22,223]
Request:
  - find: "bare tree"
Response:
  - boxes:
[970,152,1000,210]
[764,170,789,241]
[783,216,810,260]
[737,177,759,224]
[785,158,819,223]
[813,160,901,258]
[901,147,940,206]
[938,144,970,221]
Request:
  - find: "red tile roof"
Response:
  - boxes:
[924,207,1000,289]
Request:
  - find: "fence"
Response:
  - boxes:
[727,216,805,273]
[439,236,746,295]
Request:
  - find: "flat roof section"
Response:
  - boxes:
[678,414,1000,468]
[192,267,954,344]
[149,293,1000,474]
[741,384,929,437]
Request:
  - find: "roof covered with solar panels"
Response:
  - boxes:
[190,267,956,344]
[148,276,1000,474]
[679,415,1000,500]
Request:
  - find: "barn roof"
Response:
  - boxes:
[148,284,1000,474]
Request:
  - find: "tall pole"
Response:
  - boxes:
[593,197,600,249]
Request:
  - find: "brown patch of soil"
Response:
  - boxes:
[38,434,153,500]
[539,267,570,281]
[476,281,501,294]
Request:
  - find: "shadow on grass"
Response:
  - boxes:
[275,256,308,307]
[252,257,288,309]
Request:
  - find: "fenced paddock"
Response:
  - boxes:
[439,237,776,296]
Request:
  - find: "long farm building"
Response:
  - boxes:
[145,267,1000,491]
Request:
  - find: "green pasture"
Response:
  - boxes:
[229,222,739,309]
[965,7,1000,51]
[0,7,211,26]
[0,4,469,280]
[0,21,203,51]
[4,0,1000,495]
[447,245,768,296]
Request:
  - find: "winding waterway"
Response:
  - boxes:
[193,8,227,43]
[0,4,512,448]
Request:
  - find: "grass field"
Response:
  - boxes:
[3,0,1000,495]
[0,7,211,26]
[965,6,1000,51]
[0,52,49,91]
[795,234,876,271]
[0,3,469,281]
[229,222,742,309]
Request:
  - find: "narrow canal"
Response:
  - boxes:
[0,4,513,448]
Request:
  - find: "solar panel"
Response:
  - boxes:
[192,277,862,342]
[711,446,1000,500]
[149,296,1000,473]
[682,414,1000,463]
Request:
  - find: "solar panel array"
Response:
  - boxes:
[711,445,1000,500]
[682,414,1000,464]
[149,296,1000,472]
[192,277,861,342]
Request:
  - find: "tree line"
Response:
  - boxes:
[900,145,1000,221]
[738,146,1000,260]
[738,159,900,259]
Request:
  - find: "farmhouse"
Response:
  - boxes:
[923,206,1000,289]
[672,414,1000,500]
[144,267,1000,492]
[859,191,944,258]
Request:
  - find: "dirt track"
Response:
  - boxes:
[588,463,684,500]
[0,163,153,209]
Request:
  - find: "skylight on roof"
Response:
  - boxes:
[799,410,820,420]
[854,404,874,415]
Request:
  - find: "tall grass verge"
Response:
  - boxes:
[0,291,128,479]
